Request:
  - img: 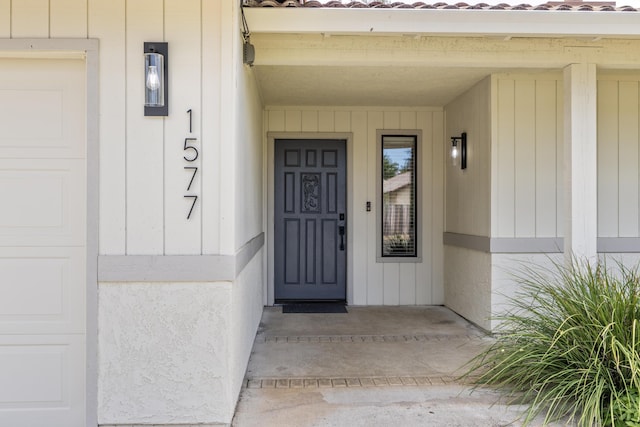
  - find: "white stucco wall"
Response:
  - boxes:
[598,253,640,270]
[97,282,234,424]
[230,250,264,406]
[490,253,563,331]
[444,246,492,330]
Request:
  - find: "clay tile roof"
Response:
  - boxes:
[243,0,637,12]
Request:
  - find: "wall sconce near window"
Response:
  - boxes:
[450,132,467,170]
[144,42,168,116]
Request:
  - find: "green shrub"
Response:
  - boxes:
[464,259,640,426]
[609,389,640,427]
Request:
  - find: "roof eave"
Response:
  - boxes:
[243,8,640,39]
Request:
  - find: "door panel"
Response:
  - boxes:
[0,58,86,427]
[275,140,346,301]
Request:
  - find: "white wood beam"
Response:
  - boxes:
[250,34,640,69]
[563,63,598,262]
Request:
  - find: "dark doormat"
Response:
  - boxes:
[282,303,348,314]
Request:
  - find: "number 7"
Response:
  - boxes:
[184,195,198,220]
[184,166,198,191]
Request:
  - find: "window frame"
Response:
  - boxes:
[376,129,422,263]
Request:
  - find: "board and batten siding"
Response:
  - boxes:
[265,107,444,306]
[492,74,564,240]
[445,76,492,237]
[597,75,640,239]
[0,0,236,256]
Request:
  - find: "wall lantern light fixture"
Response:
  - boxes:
[450,132,467,170]
[144,42,168,116]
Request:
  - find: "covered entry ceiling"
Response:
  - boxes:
[245,4,640,107]
[253,64,502,106]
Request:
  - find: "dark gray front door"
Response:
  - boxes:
[274,139,346,301]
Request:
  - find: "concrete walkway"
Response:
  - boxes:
[232,306,563,427]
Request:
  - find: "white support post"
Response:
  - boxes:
[563,63,598,263]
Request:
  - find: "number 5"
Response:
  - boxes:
[184,138,198,162]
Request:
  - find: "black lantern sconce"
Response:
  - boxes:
[450,132,467,170]
[144,42,168,116]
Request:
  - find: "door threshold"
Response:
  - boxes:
[276,299,347,305]
[281,302,348,314]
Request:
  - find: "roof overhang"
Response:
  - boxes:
[244,7,640,39]
[243,7,640,107]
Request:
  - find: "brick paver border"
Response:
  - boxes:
[259,333,488,343]
[244,375,480,389]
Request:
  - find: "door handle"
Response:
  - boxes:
[339,226,345,251]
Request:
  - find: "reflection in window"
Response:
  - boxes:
[382,135,416,257]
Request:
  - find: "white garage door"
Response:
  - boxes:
[0,58,87,426]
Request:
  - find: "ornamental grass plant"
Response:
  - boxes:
[465,259,640,427]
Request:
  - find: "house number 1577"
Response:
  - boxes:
[183,109,198,220]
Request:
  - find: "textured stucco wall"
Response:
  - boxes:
[490,253,563,331]
[444,246,492,331]
[598,253,640,269]
[97,282,234,425]
[229,250,264,408]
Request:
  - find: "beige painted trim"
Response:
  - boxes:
[235,232,266,276]
[443,232,563,253]
[98,233,264,282]
[376,129,423,263]
[444,233,640,254]
[0,38,100,427]
[99,255,235,282]
[265,105,443,112]
[597,238,640,253]
[266,132,354,305]
[443,232,490,252]
[86,41,100,427]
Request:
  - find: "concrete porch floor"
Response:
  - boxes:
[232,306,564,426]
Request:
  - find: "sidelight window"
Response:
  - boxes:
[379,133,418,259]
